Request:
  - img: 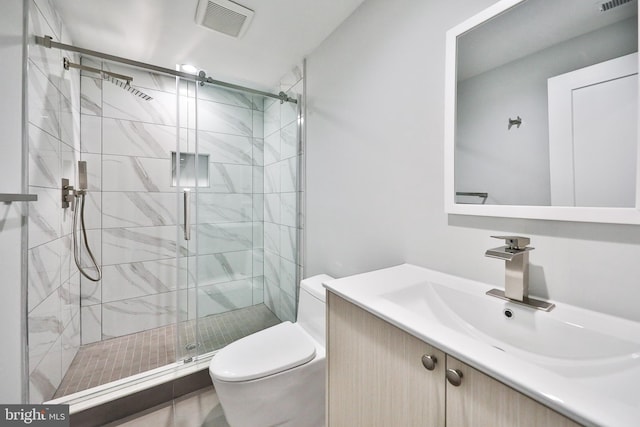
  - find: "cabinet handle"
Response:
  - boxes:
[421,354,438,371]
[446,368,463,386]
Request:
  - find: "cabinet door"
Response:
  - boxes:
[327,292,445,427]
[445,356,580,427]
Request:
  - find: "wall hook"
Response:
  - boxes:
[508,116,522,130]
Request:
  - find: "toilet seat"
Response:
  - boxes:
[210,321,317,382]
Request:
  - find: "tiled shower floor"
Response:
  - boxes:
[54,304,281,399]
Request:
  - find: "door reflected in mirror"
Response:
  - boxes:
[453,0,638,208]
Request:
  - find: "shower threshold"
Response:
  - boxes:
[51,303,280,403]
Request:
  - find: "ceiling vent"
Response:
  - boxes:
[195,0,254,38]
[599,0,633,12]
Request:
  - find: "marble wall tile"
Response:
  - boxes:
[264,278,280,317]
[79,229,102,272]
[207,163,252,193]
[279,292,296,323]
[197,193,252,223]
[253,110,264,138]
[280,258,297,298]
[197,84,255,109]
[81,304,101,344]
[80,114,101,153]
[252,166,264,194]
[28,289,63,374]
[103,83,176,126]
[280,226,297,263]
[60,95,80,148]
[60,273,80,327]
[60,234,72,283]
[29,187,60,248]
[29,334,62,403]
[280,157,298,193]
[179,95,196,130]
[102,258,183,302]
[102,292,180,338]
[263,101,280,139]
[102,226,190,265]
[264,222,280,254]
[195,279,253,317]
[60,140,80,188]
[28,239,60,311]
[197,100,253,136]
[264,130,280,166]
[253,249,264,276]
[280,121,298,160]
[29,62,60,138]
[102,155,170,192]
[280,192,297,228]
[253,222,264,249]
[264,251,281,288]
[196,250,253,286]
[197,131,253,165]
[103,118,178,158]
[197,223,253,255]
[61,312,80,376]
[80,76,102,116]
[265,163,281,194]
[264,193,280,224]
[253,276,264,304]
[82,191,102,230]
[29,123,60,188]
[80,273,101,306]
[28,1,61,82]
[253,194,264,221]
[33,0,62,39]
[252,138,264,166]
[102,192,177,228]
[252,95,266,112]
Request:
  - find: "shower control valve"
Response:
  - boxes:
[61,178,76,210]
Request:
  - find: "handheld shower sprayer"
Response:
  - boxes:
[63,161,101,282]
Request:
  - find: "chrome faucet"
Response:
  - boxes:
[485,236,554,311]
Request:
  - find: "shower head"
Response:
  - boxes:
[63,57,153,101]
[102,74,153,101]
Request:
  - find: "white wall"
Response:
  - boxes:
[305,0,640,322]
[0,0,26,404]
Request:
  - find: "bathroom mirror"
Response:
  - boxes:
[444,0,640,224]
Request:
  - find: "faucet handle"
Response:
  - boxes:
[490,236,531,250]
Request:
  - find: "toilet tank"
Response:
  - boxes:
[296,274,334,345]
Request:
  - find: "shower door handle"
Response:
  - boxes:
[183,189,191,241]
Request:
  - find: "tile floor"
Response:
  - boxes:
[55,304,280,398]
[104,386,229,427]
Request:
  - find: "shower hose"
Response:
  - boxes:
[73,191,102,282]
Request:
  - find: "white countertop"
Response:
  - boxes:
[323,263,640,427]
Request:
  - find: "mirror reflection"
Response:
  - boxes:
[454,0,638,207]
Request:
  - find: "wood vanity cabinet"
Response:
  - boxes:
[327,292,580,427]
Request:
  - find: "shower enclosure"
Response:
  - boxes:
[26,0,304,404]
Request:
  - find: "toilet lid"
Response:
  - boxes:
[210,321,317,382]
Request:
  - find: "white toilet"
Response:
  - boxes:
[209,274,334,427]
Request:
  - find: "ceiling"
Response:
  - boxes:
[457,0,638,81]
[53,0,366,90]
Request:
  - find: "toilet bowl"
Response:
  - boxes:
[209,274,334,427]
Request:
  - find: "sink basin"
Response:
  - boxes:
[381,281,640,364]
[324,263,640,427]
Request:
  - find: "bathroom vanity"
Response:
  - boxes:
[324,264,640,427]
